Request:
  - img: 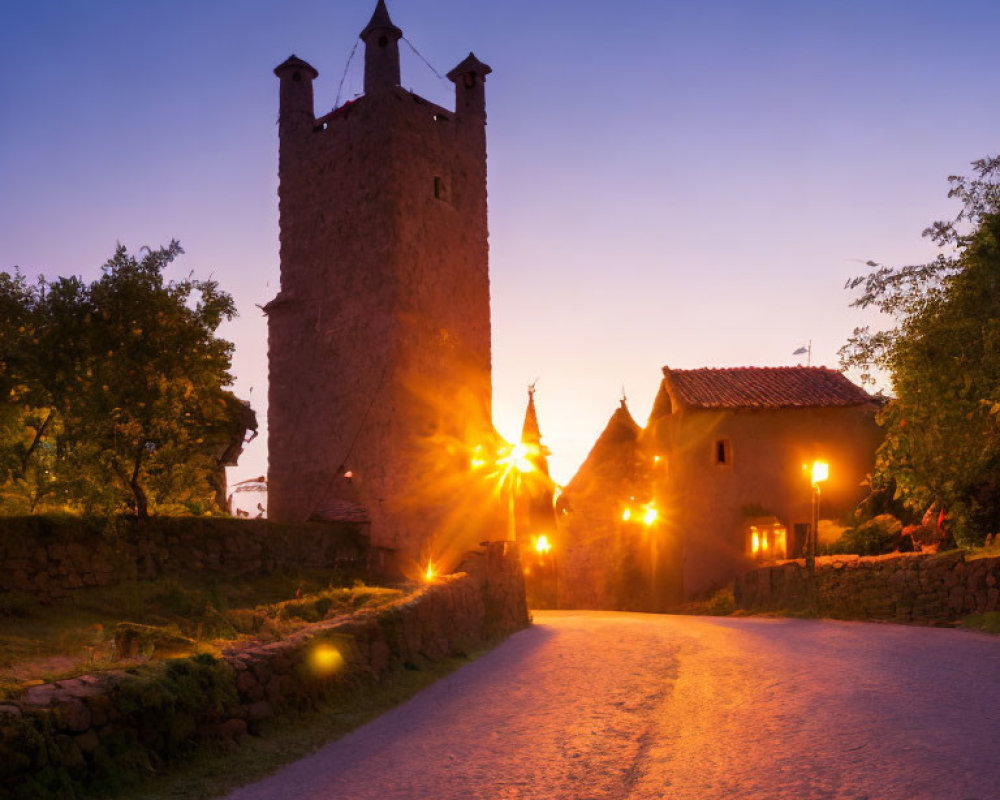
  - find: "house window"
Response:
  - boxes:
[714,438,731,466]
[748,523,788,561]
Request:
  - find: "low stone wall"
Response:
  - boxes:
[0,516,371,604]
[0,541,529,799]
[734,551,1000,622]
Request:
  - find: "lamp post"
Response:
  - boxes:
[535,535,557,608]
[808,460,829,576]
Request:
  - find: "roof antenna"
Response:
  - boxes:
[793,341,813,367]
[621,385,628,408]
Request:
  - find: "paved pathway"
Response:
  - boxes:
[224,611,1000,800]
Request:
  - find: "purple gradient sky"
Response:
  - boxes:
[2,0,998,486]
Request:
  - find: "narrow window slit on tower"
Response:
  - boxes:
[292,71,301,82]
[434,176,448,201]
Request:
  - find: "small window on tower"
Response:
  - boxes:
[292,71,301,82]
[434,176,449,202]
[463,73,476,89]
[378,35,388,48]
[715,438,731,466]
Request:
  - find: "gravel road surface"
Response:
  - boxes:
[224,611,1000,800]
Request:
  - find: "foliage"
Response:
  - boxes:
[675,587,735,616]
[841,157,1000,546]
[961,611,1000,635]
[822,514,903,556]
[115,654,239,763]
[0,243,255,517]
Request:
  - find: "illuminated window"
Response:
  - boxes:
[748,523,788,560]
[715,438,731,466]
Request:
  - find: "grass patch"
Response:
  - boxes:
[0,575,403,700]
[963,543,1000,561]
[672,588,736,616]
[961,611,1000,634]
[109,644,495,800]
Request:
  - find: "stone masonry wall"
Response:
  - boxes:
[734,551,1000,623]
[0,541,529,798]
[0,517,369,604]
[269,43,493,563]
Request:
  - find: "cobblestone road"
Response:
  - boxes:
[225,611,1000,800]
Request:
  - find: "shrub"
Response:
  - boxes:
[824,514,903,556]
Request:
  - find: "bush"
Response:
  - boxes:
[824,514,903,556]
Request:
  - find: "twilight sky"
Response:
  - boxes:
[2,0,999,486]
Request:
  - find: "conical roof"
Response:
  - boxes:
[564,400,642,495]
[521,388,541,444]
[591,400,641,452]
[360,0,402,39]
[273,55,318,79]
[447,52,493,82]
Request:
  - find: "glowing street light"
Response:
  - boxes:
[808,460,829,575]
[531,534,557,607]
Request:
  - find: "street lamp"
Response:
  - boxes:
[534,535,557,608]
[808,460,829,576]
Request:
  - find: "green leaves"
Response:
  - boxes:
[0,242,255,518]
[842,157,1000,545]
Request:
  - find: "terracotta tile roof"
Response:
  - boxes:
[662,366,873,410]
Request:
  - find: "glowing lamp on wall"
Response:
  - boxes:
[535,535,552,555]
[811,460,829,486]
[511,442,534,473]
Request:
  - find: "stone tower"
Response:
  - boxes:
[267,1,494,560]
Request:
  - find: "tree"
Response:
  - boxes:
[0,270,64,510]
[0,242,256,517]
[841,156,1000,545]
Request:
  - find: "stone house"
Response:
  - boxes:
[557,400,670,611]
[559,366,881,607]
[266,1,499,565]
